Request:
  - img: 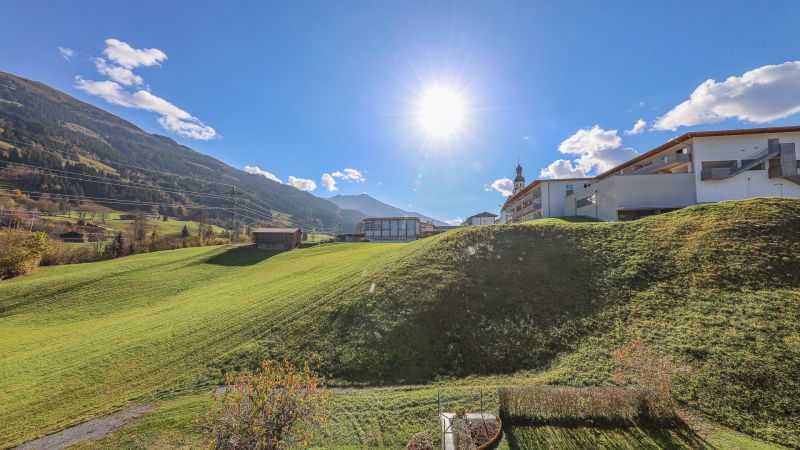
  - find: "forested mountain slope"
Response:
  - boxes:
[0,71,364,230]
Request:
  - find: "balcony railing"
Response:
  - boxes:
[627,153,691,175]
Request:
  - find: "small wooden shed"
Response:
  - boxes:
[252,228,302,251]
[59,231,86,243]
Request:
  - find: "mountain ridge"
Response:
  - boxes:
[328,193,448,226]
[0,71,365,231]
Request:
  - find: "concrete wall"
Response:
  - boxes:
[692,133,800,202]
[541,179,593,218]
[566,173,696,221]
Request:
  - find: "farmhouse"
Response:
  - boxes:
[504,125,800,223]
[462,212,498,226]
[252,228,302,251]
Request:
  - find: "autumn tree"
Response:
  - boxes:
[205,360,330,449]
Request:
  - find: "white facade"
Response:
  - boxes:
[564,127,800,221]
[463,212,497,226]
[691,133,800,202]
[502,178,594,223]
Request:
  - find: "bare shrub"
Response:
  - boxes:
[406,431,434,450]
[614,339,676,420]
[204,360,330,449]
[41,240,102,265]
[498,385,655,426]
[451,417,476,450]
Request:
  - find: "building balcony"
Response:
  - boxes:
[627,153,691,175]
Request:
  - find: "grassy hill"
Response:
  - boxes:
[1,198,799,447]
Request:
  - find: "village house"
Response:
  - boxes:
[462,212,498,226]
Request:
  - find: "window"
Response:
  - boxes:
[576,194,596,209]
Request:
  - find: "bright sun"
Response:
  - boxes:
[417,86,466,138]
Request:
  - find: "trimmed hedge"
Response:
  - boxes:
[498,385,672,426]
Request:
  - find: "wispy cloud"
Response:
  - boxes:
[73,39,216,140]
[444,217,463,226]
[243,165,282,184]
[654,60,800,131]
[58,47,76,61]
[103,38,167,69]
[331,168,366,183]
[287,176,317,192]
[321,173,337,192]
[624,119,646,135]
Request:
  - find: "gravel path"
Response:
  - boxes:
[13,404,152,450]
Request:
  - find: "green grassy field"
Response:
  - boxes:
[70,386,781,449]
[1,198,799,448]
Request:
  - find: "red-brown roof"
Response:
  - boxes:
[253,228,301,234]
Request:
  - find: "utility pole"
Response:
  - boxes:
[228,186,238,243]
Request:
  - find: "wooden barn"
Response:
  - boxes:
[252,228,302,251]
[59,231,86,243]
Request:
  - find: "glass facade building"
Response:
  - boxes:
[363,217,421,242]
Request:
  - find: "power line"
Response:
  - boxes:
[1,158,310,229]
[0,137,336,230]
[0,136,305,224]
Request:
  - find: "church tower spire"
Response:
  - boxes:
[513,157,525,194]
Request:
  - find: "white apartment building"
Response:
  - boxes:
[564,126,800,221]
[501,169,594,223]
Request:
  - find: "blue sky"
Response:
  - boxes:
[3,1,800,223]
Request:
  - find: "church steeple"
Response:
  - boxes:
[513,157,525,194]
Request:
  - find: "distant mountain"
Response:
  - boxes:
[0,71,364,231]
[329,193,447,226]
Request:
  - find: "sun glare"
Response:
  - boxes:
[417,86,466,138]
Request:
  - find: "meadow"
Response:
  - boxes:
[1,198,799,448]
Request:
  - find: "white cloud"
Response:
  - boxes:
[488,177,514,196]
[58,47,76,61]
[75,77,217,140]
[103,38,167,69]
[287,176,317,192]
[321,173,337,192]
[554,125,638,174]
[540,159,587,179]
[243,165,282,183]
[655,61,800,131]
[73,38,216,140]
[94,58,143,86]
[331,168,366,182]
[624,119,646,135]
[444,218,463,226]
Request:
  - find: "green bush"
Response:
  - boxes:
[0,231,51,280]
